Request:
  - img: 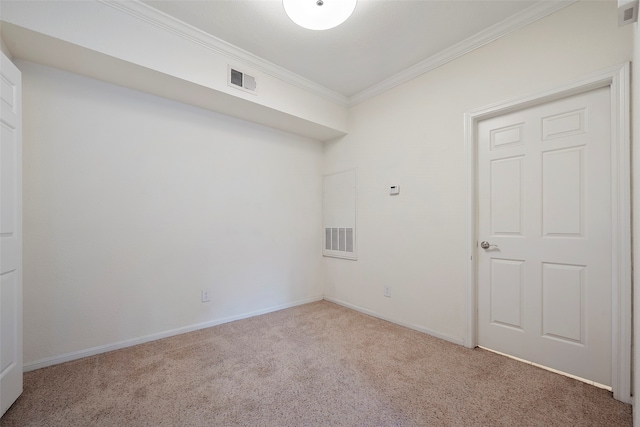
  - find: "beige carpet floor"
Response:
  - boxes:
[1,301,632,426]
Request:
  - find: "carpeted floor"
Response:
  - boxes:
[1,301,631,426]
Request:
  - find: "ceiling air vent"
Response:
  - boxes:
[228,66,257,95]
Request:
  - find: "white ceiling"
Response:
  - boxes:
[139,0,568,99]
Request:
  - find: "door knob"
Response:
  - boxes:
[480,241,498,249]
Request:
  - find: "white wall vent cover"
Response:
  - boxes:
[325,227,354,253]
[323,170,357,260]
[228,65,257,94]
[618,0,639,25]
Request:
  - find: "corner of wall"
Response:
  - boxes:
[1,35,13,59]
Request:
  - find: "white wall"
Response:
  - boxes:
[1,0,348,139]
[19,60,324,368]
[323,1,633,344]
[15,0,636,381]
[0,35,11,58]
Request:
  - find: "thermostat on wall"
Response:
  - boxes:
[390,185,400,195]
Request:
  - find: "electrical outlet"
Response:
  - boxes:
[384,286,391,298]
[201,289,210,303]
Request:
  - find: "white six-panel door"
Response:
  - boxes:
[0,51,23,416]
[477,86,612,386]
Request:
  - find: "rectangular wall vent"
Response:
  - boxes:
[228,66,258,95]
[618,0,639,26]
[325,228,354,254]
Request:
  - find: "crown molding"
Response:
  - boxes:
[98,0,350,106]
[348,0,578,106]
[99,0,575,109]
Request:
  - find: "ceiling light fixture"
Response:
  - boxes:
[283,0,357,31]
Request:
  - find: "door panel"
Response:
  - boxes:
[541,108,586,140]
[541,262,585,344]
[0,51,22,417]
[490,157,524,235]
[541,147,584,237]
[477,86,611,386]
[490,258,524,330]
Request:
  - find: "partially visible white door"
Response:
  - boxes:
[0,51,22,416]
[477,87,612,386]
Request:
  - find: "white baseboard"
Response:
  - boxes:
[323,296,464,346]
[24,295,324,372]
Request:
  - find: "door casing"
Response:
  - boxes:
[464,63,631,403]
[0,51,23,416]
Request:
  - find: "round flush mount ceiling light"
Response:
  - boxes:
[283,0,357,31]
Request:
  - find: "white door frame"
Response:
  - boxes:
[464,63,632,404]
[0,51,23,416]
